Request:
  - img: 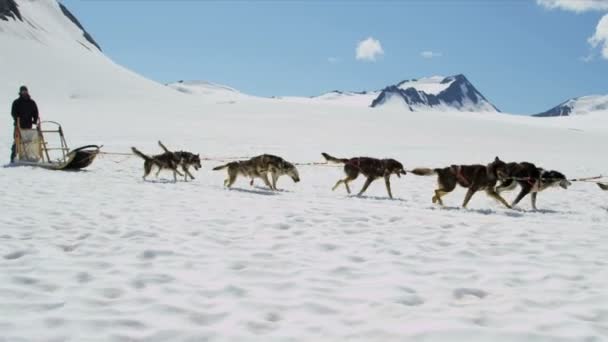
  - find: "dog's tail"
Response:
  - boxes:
[411,168,437,176]
[132,147,152,161]
[212,163,230,171]
[321,152,348,164]
[158,140,170,153]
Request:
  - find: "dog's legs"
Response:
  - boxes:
[332,179,344,191]
[357,177,375,197]
[384,175,393,199]
[511,188,530,208]
[183,165,194,181]
[496,180,515,194]
[226,173,237,188]
[432,189,449,206]
[332,175,357,194]
[531,192,538,211]
[261,173,274,190]
[486,189,512,209]
[462,188,478,208]
[271,172,279,191]
[143,161,152,180]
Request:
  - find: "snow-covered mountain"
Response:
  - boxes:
[534,95,608,117]
[0,0,178,108]
[0,0,99,51]
[371,74,500,112]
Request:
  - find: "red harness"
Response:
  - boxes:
[452,165,470,186]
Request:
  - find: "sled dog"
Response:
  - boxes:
[495,162,570,210]
[412,157,511,209]
[157,141,201,181]
[321,152,407,199]
[131,147,184,182]
[213,154,300,190]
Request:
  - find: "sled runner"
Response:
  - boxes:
[12,121,100,170]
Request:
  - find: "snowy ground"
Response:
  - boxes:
[1,99,608,341]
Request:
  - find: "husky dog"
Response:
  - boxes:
[412,157,511,209]
[213,154,300,190]
[321,152,407,199]
[246,154,300,190]
[131,147,184,182]
[157,141,201,181]
[495,162,571,210]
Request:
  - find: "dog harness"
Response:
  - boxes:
[452,165,470,187]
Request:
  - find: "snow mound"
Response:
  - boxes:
[277,90,380,107]
[166,80,249,103]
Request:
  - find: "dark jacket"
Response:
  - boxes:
[11,96,39,129]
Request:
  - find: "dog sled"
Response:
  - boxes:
[12,121,100,170]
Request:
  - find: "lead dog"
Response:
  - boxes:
[213,154,300,190]
[157,141,202,182]
[412,157,511,209]
[321,152,407,199]
[496,162,570,210]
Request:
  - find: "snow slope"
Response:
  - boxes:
[2,2,608,342]
[0,0,186,123]
[166,80,252,104]
[535,94,608,117]
[277,90,380,108]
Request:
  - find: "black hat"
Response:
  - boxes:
[19,85,28,92]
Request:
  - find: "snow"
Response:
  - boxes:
[166,81,248,104]
[397,76,453,95]
[2,2,608,341]
[270,91,379,108]
[562,95,608,115]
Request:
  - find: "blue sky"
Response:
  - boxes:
[62,0,608,114]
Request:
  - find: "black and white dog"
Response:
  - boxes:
[496,162,571,210]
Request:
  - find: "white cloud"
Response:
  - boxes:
[327,57,340,64]
[536,0,608,12]
[420,51,442,59]
[356,37,384,62]
[537,0,608,60]
[589,13,608,59]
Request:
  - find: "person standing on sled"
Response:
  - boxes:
[10,86,39,163]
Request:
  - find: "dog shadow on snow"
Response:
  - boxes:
[431,206,524,218]
[430,206,571,217]
[252,185,293,193]
[349,195,409,203]
[142,179,183,184]
[224,187,279,196]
